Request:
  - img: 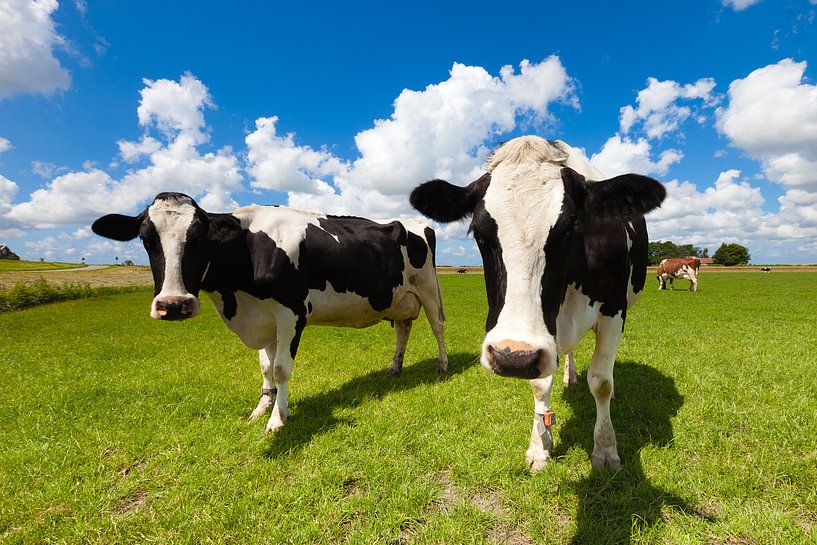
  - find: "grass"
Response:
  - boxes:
[0,273,815,544]
[0,260,87,272]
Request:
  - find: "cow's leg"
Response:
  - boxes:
[657,274,665,290]
[563,351,578,386]
[249,341,278,421]
[587,315,623,471]
[386,320,412,377]
[669,277,675,290]
[690,270,699,291]
[526,375,554,472]
[266,310,306,433]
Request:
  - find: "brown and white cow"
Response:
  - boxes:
[657,257,700,291]
[411,136,665,471]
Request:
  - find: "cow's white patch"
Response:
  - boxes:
[232,205,323,268]
[148,198,199,318]
[480,138,570,375]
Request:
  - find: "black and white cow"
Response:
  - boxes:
[410,136,665,471]
[92,194,448,432]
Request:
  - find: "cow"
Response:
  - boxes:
[410,136,665,471]
[760,267,771,273]
[91,193,448,433]
[657,257,700,291]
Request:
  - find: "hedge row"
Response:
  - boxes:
[0,278,148,313]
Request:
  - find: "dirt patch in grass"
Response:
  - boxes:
[434,470,533,545]
[0,265,152,289]
[115,490,149,517]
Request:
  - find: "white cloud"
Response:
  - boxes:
[590,134,683,177]
[245,116,348,194]
[7,74,243,227]
[716,58,817,190]
[0,174,24,237]
[246,57,577,219]
[648,169,817,259]
[136,73,213,143]
[31,160,68,179]
[0,0,71,98]
[619,77,716,138]
[117,136,162,163]
[723,0,762,10]
[0,137,11,153]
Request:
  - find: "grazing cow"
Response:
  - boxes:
[657,257,700,291]
[410,136,665,470]
[760,267,772,273]
[92,193,448,433]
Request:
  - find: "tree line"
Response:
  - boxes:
[648,241,750,266]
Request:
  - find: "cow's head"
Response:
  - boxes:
[410,136,665,380]
[92,193,210,321]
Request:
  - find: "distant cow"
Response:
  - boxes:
[92,193,448,433]
[657,257,700,291]
[760,267,772,273]
[456,268,468,274]
[411,136,665,471]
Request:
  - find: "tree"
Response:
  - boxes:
[712,243,750,266]
[647,240,704,265]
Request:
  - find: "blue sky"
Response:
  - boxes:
[1,0,816,264]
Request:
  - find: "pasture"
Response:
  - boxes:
[1,273,815,544]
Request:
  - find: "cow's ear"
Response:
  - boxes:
[92,213,143,241]
[410,173,491,223]
[562,167,665,221]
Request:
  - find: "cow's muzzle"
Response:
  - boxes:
[486,342,548,379]
[152,296,199,321]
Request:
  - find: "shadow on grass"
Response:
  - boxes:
[555,360,713,544]
[263,352,479,458]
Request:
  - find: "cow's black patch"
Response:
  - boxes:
[424,226,437,267]
[200,214,308,320]
[470,202,506,332]
[300,217,409,311]
[540,193,579,335]
[626,219,648,295]
[406,231,427,269]
[139,217,165,297]
[290,315,307,358]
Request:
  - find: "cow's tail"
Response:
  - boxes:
[436,276,446,322]
[426,226,446,322]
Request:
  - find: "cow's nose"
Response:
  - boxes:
[486,342,545,379]
[154,297,197,321]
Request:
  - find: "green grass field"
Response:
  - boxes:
[0,260,88,272]
[1,273,815,544]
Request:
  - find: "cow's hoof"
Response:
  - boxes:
[526,450,550,473]
[249,401,273,422]
[591,451,621,471]
[436,361,448,374]
[385,366,402,377]
[265,418,286,433]
[248,409,265,422]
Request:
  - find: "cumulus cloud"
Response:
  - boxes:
[716,58,817,190]
[591,135,683,177]
[7,74,242,228]
[247,57,576,218]
[0,137,11,153]
[0,0,71,98]
[619,77,716,138]
[648,169,817,258]
[246,117,348,194]
[0,174,25,237]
